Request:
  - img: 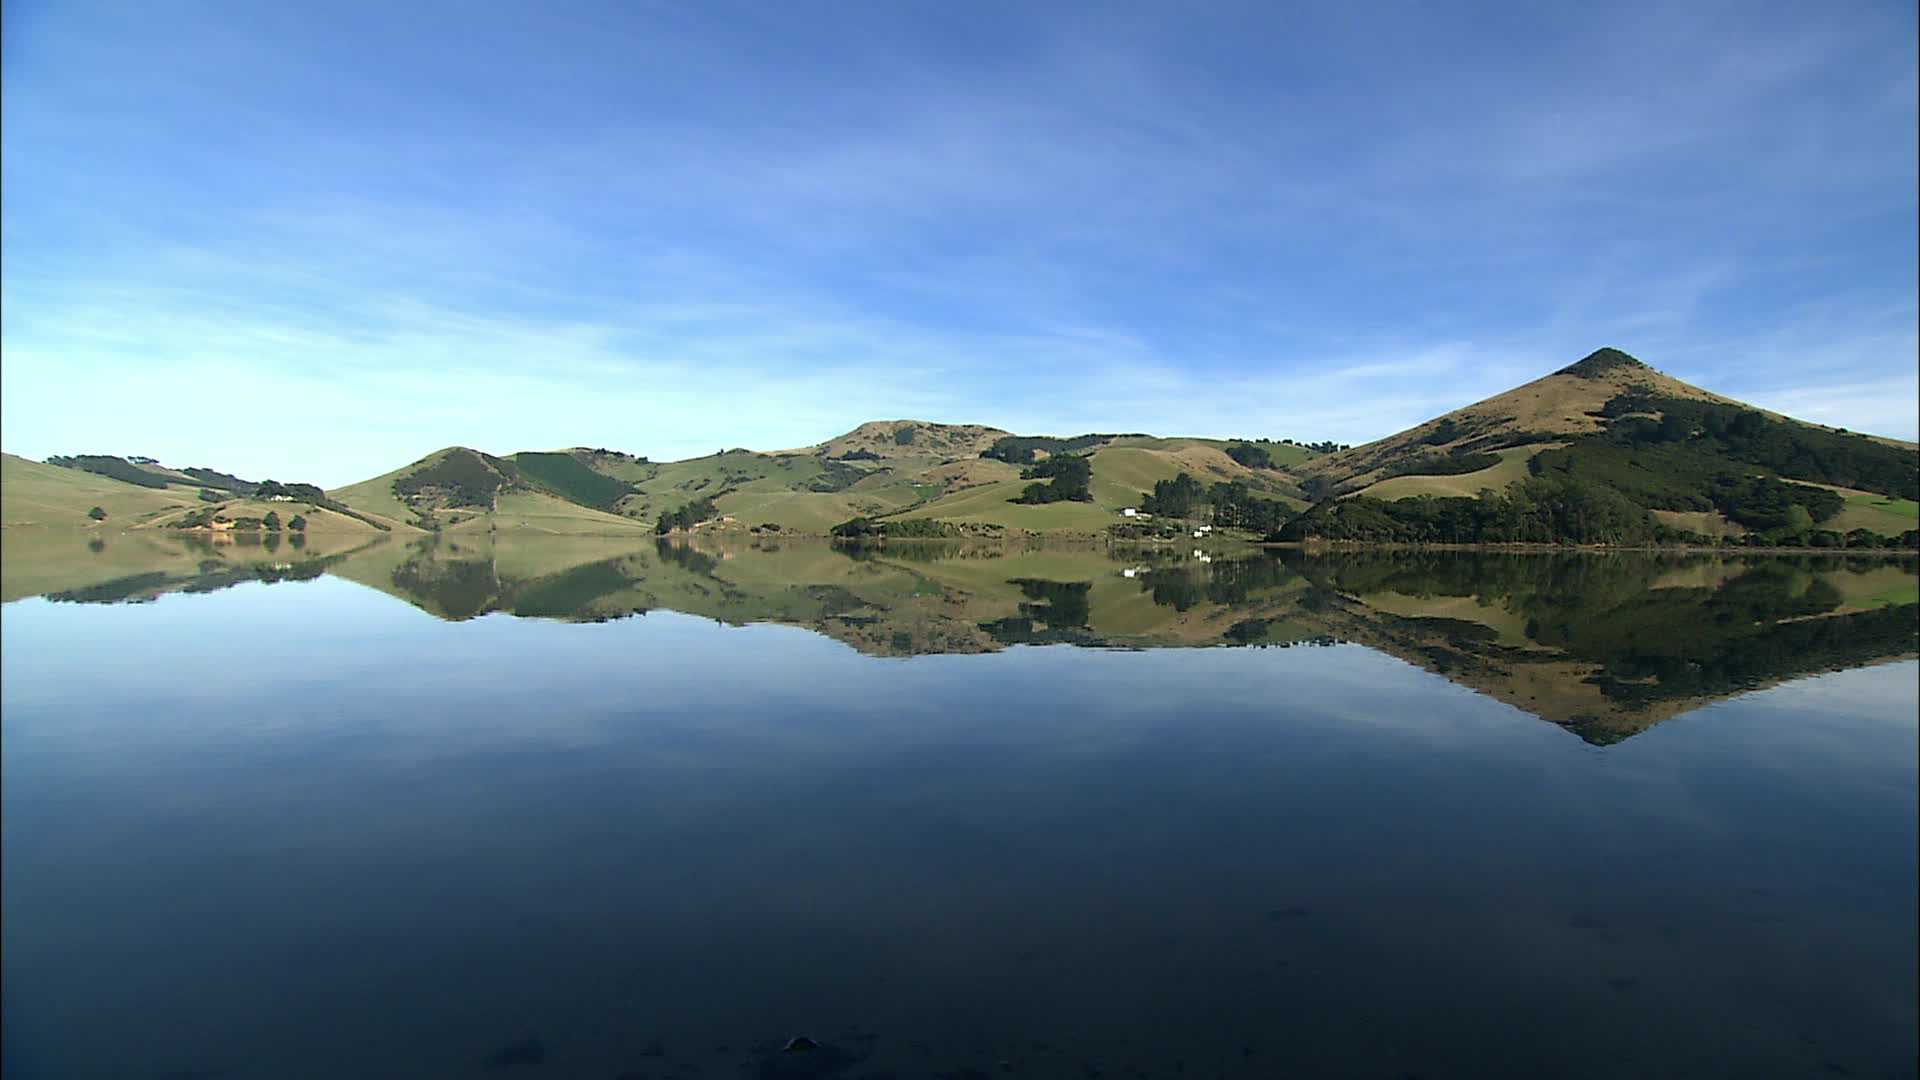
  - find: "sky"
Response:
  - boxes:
[2,1,1915,486]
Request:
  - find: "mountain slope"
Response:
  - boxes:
[329,447,650,534]
[1277,348,1920,546]
[1295,348,1743,496]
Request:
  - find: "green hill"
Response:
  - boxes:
[327,447,650,535]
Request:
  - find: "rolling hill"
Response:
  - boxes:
[8,347,1916,547]
[314,423,1307,539]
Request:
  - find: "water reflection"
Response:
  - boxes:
[2,533,1914,1078]
[3,531,1915,744]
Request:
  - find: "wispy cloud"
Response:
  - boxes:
[2,0,1913,478]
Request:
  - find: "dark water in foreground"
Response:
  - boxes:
[2,537,1916,1078]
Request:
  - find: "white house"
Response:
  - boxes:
[1121,507,1139,517]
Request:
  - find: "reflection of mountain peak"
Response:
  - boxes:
[8,533,1914,744]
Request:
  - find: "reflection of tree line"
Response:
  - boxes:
[1289,552,1918,711]
[45,534,1910,731]
[993,550,1917,718]
[1134,554,1306,610]
[981,579,1098,645]
[46,545,340,605]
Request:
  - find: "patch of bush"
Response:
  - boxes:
[830,517,960,539]
[393,449,519,509]
[1011,454,1093,504]
[1378,448,1503,481]
[1593,392,1919,500]
[1275,476,1659,545]
[511,451,634,511]
[982,434,1141,465]
[181,467,257,494]
[1226,443,1275,469]
[808,459,870,491]
[48,455,173,488]
[654,496,718,534]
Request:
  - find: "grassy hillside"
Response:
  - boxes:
[142,498,405,535]
[1293,348,1749,496]
[328,455,438,526]
[454,490,652,535]
[34,346,1906,547]
[1277,348,1919,548]
[2,453,201,526]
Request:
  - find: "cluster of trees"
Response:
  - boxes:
[48,454,173,489]
[1378,448,1503,481]
[182,466,257,494]
[1595,393,1919,501]
[1225,443,1275,469]
[836,448,883,461]
[1139,472,1293,533]
[1206,481,1295,534]
[1140,473,1207,517]
[254,479,328,501]
[394,450,517,508]
[1301,440,1351,454]
[831,516,961,539]
[808,460,868,492]
[981,434,1136,465]
[1012,454,1093,504]
[1274,477,1659,545]
[1533,441,1865,543]
[581,447,647,462]
[654,496,718,534]
[894,426,919,445]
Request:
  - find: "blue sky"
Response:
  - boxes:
[3,0,1914,486]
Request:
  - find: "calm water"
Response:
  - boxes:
[3,534,1916,1078]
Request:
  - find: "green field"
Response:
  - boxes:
[1830,491,1920,535]
[456,490,654,535]
[1354,444,1556,501]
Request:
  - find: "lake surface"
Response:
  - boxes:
[3,533,1916,1078]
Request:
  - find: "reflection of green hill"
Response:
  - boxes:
[4,535,1912,744]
